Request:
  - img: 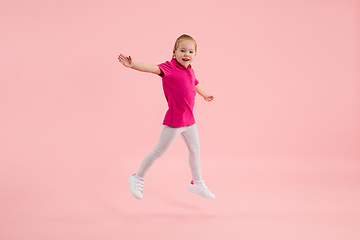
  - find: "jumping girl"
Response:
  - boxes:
[118,34,215,200]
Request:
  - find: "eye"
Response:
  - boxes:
[181,50,185,52]
[190,51,194,53]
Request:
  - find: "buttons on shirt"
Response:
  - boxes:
[187,69,194,83]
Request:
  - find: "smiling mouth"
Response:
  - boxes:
[182,58,189,61]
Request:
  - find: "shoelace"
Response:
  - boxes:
[200,184,211,192]
[134,179,144,192]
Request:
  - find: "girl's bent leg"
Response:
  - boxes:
[137,126,181,178]
[181,124,202,181]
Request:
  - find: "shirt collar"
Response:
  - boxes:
[172,58,192,69]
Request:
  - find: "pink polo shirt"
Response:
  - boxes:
[157,58,199,127]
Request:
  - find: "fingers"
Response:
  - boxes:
[118,55,125,64]
[118,54,128,60]
[118,54,127,61]
[118,54,131,66]
[206,96,214,102]
[119,53,128,59]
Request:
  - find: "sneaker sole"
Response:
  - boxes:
[188,186,215,199]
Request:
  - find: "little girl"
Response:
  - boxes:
[118,34,215,200]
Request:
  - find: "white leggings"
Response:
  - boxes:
[137,124,202,181]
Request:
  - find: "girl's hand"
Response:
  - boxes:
[195,84,214,102]
[118,54,133,68]
[204,94,214,102]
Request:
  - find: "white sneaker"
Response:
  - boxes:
[188,180,215,199]
[128,174,144,200]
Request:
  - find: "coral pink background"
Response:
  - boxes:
[1,0,360,239]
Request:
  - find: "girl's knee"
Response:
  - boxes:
[153,147,167,157]
[188,145,200,156]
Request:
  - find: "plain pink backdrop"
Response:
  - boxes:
[1,0,360,239]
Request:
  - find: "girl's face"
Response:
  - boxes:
[173,40,196,68]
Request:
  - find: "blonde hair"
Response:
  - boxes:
[172,34,197,58]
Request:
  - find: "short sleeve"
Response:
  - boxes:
[195,78,199,86]
[157,61,172,77]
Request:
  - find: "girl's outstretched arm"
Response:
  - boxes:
[195,84,214,102]
[118,54,161,75]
